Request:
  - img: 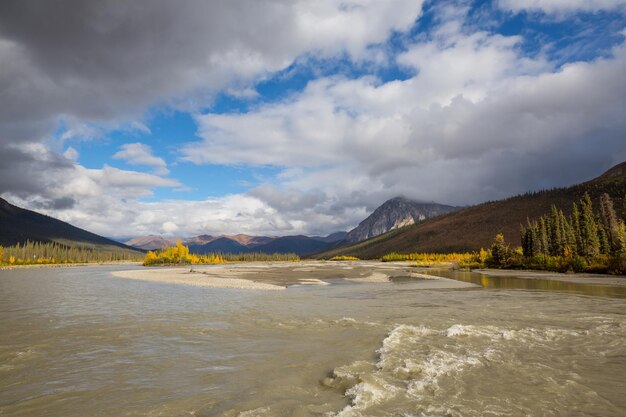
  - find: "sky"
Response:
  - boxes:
[1,0,625,239]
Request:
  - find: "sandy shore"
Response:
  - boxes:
[111,268,287,290]
[111,261,476,290]
[474,269,626,286]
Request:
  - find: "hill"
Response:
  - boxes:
[254,235,336,256]
[317,162,626,258]
[345,197,459,242]
[0,197,142,254]
[189,237,250,254]
[125,235,178,250]
[188,234,341,256]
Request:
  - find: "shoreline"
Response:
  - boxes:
[0,261,142,270]
[473,268,626,287]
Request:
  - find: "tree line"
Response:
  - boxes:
[491,192,626,273]
[520,193,626,258]
[0,240,143,265]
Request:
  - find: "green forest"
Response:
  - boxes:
[506,192,626,273]
[0,241,143,265]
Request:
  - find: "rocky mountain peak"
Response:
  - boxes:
[345,196,460,243]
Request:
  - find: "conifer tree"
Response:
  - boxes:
[549,205,564,256]
[600,193,625,254]
[598,223,610,255]
[561,209,576,254]
[571,202,582,254]
[491,234,509,266]
[538,216,549,255]
[521,221,535,257]
[579,193,600,257]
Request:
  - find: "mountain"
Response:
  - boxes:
[254,235,335,256]
[345,197,460,243]
[314,231,348,243]
[317,162,626,258]
[126,232,346,255]
[188,234,339,256]
[189,237,250,254]
[182,234,216,246]
[125,235,178,250]
[224,234,274,247]
[0,197,142,253]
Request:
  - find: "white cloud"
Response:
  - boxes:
[181,25,626,224]
[225,87,260,99]
[113,143,169,175]
[498,0,626,14]
[63,147,79,162]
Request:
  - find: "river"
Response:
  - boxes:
[1,264,624,416]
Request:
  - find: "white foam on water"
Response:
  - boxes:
[337,374,402,416]
[328,321,626,416]
[237,406,271,417]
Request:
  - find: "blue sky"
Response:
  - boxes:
[1,0,625,238]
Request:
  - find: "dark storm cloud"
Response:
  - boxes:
[0,145,74,196]
[31,197,76,211]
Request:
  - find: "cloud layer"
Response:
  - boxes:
[1,1,625,238]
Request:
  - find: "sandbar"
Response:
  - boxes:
[111,261,476,290]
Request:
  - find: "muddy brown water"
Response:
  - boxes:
[1,264,625,416]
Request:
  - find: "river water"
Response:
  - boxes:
[1,265,625,416]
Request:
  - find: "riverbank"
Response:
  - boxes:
[474,268,626,286]
[0,261,141,270]
[111,261,477,290]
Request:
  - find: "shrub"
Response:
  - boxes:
[329,256,359,261]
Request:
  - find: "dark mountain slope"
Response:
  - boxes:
[0,197,141,253]
[317,163,626,258]
[254,235,335,256]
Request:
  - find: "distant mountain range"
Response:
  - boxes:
[0,197,142,254]
[123,197,457,256]
[317,162,626,258]
[126,232,347,257]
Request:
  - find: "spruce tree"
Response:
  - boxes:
[531,221,540,256]
[538,216,548,255]
[598,223,610,255]
[491,234,509,266]
[561,210,576,254]
[521,220,536,257]
[579,193,600,257]
[571,202,582,255]
[600,193,625,254]
[549,205,564,256]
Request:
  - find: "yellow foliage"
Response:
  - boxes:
[329,256,359,261]
[479,248,489,263]
[563,245,574,258]
[9,256,15,265]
